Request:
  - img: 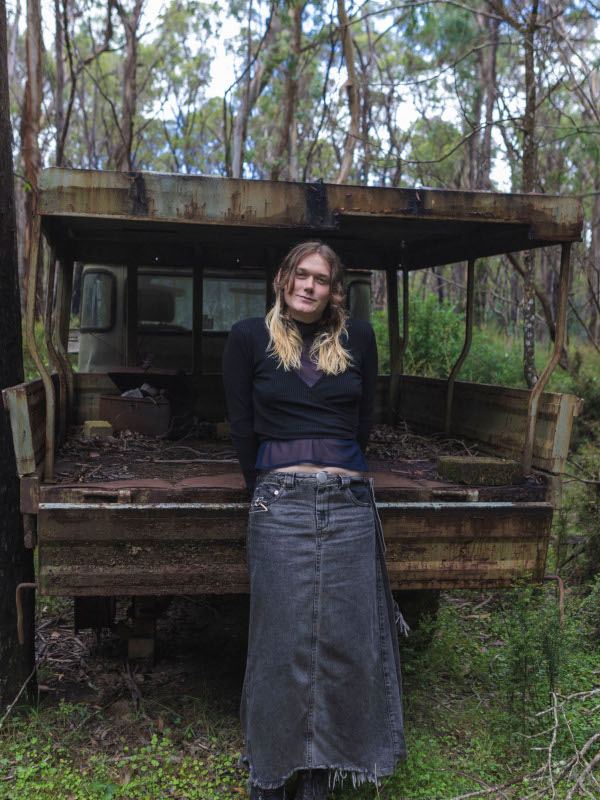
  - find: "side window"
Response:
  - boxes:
[138,275,192,331]
[203,278,266,331]
[80,271,115,332]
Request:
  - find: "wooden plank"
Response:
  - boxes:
[2,374,60,477]
[37,501,551,594]
[395,375,580,474]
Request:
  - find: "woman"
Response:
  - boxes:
[222,242,406,800]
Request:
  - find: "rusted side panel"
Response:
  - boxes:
[38,169,583,243]
[380,502,551,587]
[37,501,552,595]
[2,375,60,477]
[21,461,44,513]
[397,376,580,474]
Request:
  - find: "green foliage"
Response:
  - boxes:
[20,320,77,382]
[22,320,48,382]
[494,582,573,717]
[335,578,600,800]
[0,697,246,799]
[553,425,600,582]
[373,293,527,386]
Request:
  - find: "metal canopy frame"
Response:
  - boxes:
[27,168,584,480]
[38,168,582,270]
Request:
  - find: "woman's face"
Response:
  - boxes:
[281,253,332,323]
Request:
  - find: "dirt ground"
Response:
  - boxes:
[35,595,250,752]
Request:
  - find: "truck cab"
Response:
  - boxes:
[3,168,583,657]
[77,265,371,374]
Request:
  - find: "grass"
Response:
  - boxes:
[7,304,599,798]
[1,571,598,800]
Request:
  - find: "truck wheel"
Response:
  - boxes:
[393,589,440,649]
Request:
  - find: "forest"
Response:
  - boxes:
[5,0,600,356]
[1,0,600,798]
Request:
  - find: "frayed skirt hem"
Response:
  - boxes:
[238,753,407,791]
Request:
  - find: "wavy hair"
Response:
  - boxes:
[265,241,352,375]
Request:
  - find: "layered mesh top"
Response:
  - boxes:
[222,316,378,492]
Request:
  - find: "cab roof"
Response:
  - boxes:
[39,168,583,270]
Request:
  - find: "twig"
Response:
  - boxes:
[547,692,559,798]
[151,458,239,464]
[434,768,510,800]
[471,594,495,611]
[0,664,38,733]
[565,749,600,800]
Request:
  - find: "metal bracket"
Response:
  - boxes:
[522,243,571,475]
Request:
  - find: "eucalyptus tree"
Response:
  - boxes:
[0,0,36,709]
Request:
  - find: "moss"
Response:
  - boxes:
[437,456,524,486]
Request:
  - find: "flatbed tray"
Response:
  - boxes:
[46,426,547,505]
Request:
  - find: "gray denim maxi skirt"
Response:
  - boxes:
[239,470,407,790]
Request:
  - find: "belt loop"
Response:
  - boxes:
[284,473,295,488]
[339,475,350,488]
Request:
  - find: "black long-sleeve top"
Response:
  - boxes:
[222,316,378,492]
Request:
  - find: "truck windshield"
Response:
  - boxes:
[136,274,266,332]
[203,277,265,331]
[138,275,192,331]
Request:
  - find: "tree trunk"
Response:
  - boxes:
[335,0,359,184]
[114,0,144,171]
[479,15,499,190]
[270,3,302,181]
[0,0,37,709]
[588,177,600,344]
[231,10,281,179]
[7,0,19,83]
[55,0,65,165]
[19,0,43,308]
[357,20,375,185]
[521,0,539,388]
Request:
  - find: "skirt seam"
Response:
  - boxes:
[305,509,322,767]
[376,551,400,755]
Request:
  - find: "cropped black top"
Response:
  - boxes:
[222,316,378,492]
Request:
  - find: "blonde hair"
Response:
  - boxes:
[265,242,353,375]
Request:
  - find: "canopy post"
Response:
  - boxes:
[522,242,571,476]
[25,214,56,480]
[54,258,74,425]
[387,266,408,424]
[126,264,137,367]
[445,258,475,433]
[192,265,204,376]
[44,249,67,444]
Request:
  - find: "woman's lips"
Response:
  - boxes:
[299,296,315,302]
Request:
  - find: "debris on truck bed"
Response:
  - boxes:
[366,421,480,461]
[53,424,239,484]
[54,419,487,486]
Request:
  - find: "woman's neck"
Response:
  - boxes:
[293,317,320,337]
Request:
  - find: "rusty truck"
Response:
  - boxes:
[3,168,583,659]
